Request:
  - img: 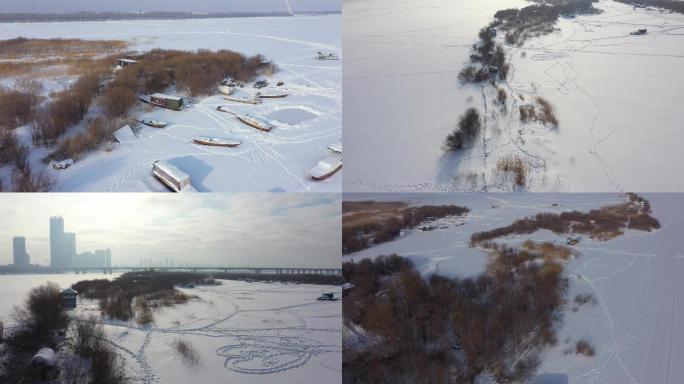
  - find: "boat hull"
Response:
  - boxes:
[309,163,342,180]
[192,138,241,147]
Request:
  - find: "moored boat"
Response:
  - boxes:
[152,160,194,192]
[222,94,261,105]
[216,106,274,132]
[135,117,168,128]
[307,154,342,180]
[192,136,241,147]
[328,143,342,154]
[257,89,289,98]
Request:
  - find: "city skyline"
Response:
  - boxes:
[0,194,341,268]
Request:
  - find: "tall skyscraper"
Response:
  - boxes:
[12,236,29,266]
[50,216,64,267]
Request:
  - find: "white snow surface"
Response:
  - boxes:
[0,15,341,192]
[343,0,684,192]
[79,280,342,384]
[344,193,684,384]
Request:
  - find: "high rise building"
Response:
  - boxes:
[12,236,29,266]
[49,216,65,267]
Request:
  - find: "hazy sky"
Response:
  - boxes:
[0,194,340,268]
[0,0,340,13]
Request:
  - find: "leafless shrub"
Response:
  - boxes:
[173,338,200,366]
[135,299,154,325]
[535,96,558,126]
[0,88,39,130]
[458,65,490,83]
[72,316,105,358]
[575,339,595,356]
[445,108,481,151]
[47,117,119,161]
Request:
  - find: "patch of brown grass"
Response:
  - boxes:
[495,154,527,188]
[519,97,558,127]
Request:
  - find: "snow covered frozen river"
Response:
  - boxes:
[344,193,684,383]
[0,275,341,384]
[343,0,684,192]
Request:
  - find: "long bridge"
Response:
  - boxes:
[44,266,342,275]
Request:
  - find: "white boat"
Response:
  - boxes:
[218,85,235,96]
[135,117,167,128]
[152,160,194,192]
[216,106,274,132]
[257,89,289,98]
[316,51,340,60]
[222,94,261,105]
[307,154,342,180]
[328,143,342,154]
[192,136,241,147]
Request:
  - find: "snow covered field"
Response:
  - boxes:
[343,0,684,192]
[344,193,684,383]
[0,277,341,384]
[88,280,341,384]
[0,15,341,192]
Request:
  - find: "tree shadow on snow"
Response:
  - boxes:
[435,150,467,187]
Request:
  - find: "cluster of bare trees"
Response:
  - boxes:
[471,194,660,244]
[342,203,469,254]
[343,250,568,383]
[445,108,482,151]
[32,74,104,146]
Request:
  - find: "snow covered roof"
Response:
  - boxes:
[31,348,56,367]
[153,160,190,184]
[114,125,136,143]
[117,58,138,63]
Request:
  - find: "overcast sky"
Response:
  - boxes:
[0,0,340,13]
[0,194,341,268]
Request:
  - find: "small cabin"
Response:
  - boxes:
[117,58,139,67]
[61,288,77,308]
[150,93,184,110]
